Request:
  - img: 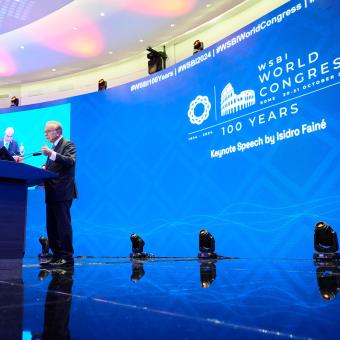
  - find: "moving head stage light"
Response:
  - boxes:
[146,46,167,74]
[38,235,52,259]
[130,233,153,258]
[313,221,340,261]
[198,229,218,259]
[193,40,204,54]
[10,96,19,107]
[98,78,107,91]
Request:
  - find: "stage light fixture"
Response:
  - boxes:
[10,96,19,107]
[130,233,154,258]
[130,233,144,253]
[38,235,51,258]
[313,221,339,262]
[198,229,217,259]
[129,233,149,259]
[193,40,204,54]
[98,78,107,91]
[146,46,167,74]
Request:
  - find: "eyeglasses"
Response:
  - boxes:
[44,129,56,133]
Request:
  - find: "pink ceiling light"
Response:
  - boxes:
[0,50,16,76]
[25,13,104,58]
[49,26,104,57]
[123,0,197,16]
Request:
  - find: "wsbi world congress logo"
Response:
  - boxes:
[187,82,256,141]
[188,83,255,126]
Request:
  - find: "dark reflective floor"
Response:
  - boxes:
[1,258,339,339]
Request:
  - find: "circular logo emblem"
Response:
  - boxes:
[188,95,211,125]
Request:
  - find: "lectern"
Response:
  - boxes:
[0,160,57,259]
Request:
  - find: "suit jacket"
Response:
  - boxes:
[0,140,20,156]
[44,137,78,203]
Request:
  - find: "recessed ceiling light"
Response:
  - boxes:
[108,51,113,54]
[20,45,25,49]
[51,68,57,72]
[72,26,78,30]
[170,24,175,27]
[139,39,144,43]
[206,3,212,8]
[100,12,105,16]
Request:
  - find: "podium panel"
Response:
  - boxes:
[0,161,56,259]
[0,180,27,258]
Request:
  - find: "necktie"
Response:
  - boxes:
[5,142,9,149]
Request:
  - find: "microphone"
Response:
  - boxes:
[15,151,43,162]
[24,151,42,159]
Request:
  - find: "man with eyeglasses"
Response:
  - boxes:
[0,127,20,156]
[41,121,78,268]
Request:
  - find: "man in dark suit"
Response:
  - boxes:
[41,121,77,267]
[0,127,20,156]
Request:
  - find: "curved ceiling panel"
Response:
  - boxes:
[0,0,251,85]
[0,49,16,76]
[123,0,197,17]
[0,0,73,34]
[25,12,104,58]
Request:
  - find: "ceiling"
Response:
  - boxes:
[0,0,246,87]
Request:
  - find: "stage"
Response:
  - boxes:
[1,257,339,339]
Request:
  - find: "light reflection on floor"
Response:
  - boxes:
[0,258,339,339]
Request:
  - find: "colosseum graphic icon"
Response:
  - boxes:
[221,83,255,116]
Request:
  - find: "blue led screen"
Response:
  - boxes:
[1,0,339,259]
[0,104,71,167]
